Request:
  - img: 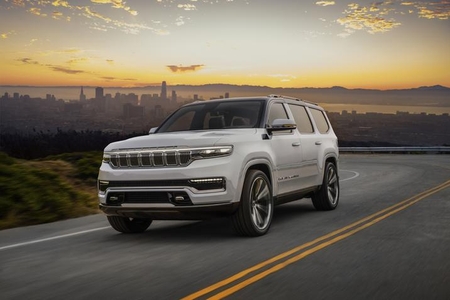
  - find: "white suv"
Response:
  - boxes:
[98,95,339,236]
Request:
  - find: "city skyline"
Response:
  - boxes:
[0,0,449,89]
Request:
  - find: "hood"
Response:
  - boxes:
[104,129,258,151]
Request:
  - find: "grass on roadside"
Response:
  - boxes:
[0,152,101,230]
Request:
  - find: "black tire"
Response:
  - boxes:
[107,216,152,233]
[232,170,274,237]
[312,162,339,211]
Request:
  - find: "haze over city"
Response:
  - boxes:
[1,0,449,89]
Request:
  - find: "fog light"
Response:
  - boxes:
[107,193,124,205]
[175,195,185,201]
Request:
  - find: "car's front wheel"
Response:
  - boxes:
[232,170,274,236]
[312,161,339,210]
[107,216,152,233]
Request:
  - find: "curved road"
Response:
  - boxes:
[1,155,449,300]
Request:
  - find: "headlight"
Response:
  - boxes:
[192,146,233,159]
[102,153,111,163]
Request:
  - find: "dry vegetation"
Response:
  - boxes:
[0,152,101,230]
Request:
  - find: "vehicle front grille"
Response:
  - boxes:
[109,150,192,168]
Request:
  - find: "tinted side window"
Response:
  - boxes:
[310,108,330,134]
[267,103,288,126]
[288,104,314,134]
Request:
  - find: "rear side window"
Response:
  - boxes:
[310,108,330,134]
[288,104,314,134]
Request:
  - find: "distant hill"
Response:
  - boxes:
[154,84,450,106]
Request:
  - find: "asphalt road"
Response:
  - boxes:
[1,154,449,300]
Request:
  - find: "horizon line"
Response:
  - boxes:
[1,83,449,91]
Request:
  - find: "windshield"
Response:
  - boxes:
[156,100,264,133]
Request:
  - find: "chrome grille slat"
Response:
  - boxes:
[108,149,194,168]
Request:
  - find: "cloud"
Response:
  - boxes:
[12,0,25,7]
[337,3,401,35]
[101,76,137,81]
[1,31,16,39]
[49,66,86,74]
[416,1,450,20]
[90,0,138,16]
[52,11,64,19]
[175,16,187,26]
[17,56,87,74]
[106,59,114,65]
[166,64,205,73]
[28,7,47,17]
[17,57,40,64]
[177,4,197,11]
[51,0,71,8]
[400,1,449,20]
[6,0,163,35]
[268,74,297,82]
[67,58,89,65]
[315,1,335,6]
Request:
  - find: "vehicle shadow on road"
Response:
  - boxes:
[100,200,318,244]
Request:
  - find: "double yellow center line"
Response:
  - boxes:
[182,179,450,300]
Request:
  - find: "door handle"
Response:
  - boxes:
[315,141,322,145]
[292,142,301,147]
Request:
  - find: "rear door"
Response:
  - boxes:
[287,104,320,188]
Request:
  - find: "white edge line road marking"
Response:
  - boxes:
[340,170,360,182]
[0,226,111,251]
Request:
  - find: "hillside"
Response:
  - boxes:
[0,152,101,230]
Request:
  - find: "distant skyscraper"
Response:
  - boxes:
[171,90,177,103]
[225,92,230,98]
[95,87,104,100]
[161,81,167,100]
[80,86,86,101]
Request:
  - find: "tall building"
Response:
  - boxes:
[171,90,177,104]
[80,86,86,102]
[95,87,104,100]
[161,81,167,100]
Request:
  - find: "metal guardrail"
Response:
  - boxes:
[339,147,450,154]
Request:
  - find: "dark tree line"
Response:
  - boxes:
[0,129,145,159]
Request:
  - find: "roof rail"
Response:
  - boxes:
[268,94,318,106]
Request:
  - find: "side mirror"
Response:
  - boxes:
[267,119,296,134]
[149,127,158,134]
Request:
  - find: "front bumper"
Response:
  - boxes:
[99,202,239,220]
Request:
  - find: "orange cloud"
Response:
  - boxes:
[167,64,205,73]
[50,66,86,74]
[28,7,47,17]
[90,0,138,16]
[17,58,40,64]
[416,1,450,20]
[337,3,401,35]
[67,58,89,65]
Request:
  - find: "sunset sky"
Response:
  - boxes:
[0,0,449,89]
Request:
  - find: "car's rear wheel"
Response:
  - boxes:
[232,170,273,236]
[107,216,152,233]
[312,161,339,210]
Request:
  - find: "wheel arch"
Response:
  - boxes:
[235,158,276,202]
